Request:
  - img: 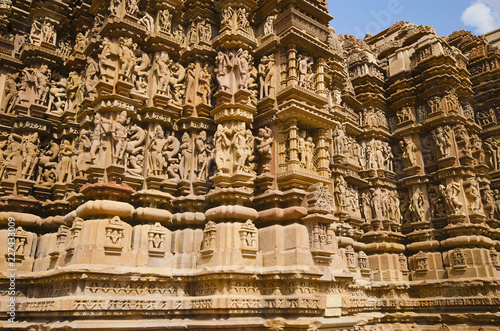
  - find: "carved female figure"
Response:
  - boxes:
[409,190,425,222]
[185,63,196,104]
[195,131,209,180]
[439,182,463,215]
[90,113,110,165]
[57,139,74,183]
[1,73,19,114]
[304,137,315,170]
[179,132,193,180]
[214,124,231,174]
[198,64,212,105]
[334,176,347,210]
[21,132,40,180]
[332,125,345,155]
[112,111,129,165]
[432,126,452,159]
[147,126,166,176]
[35,65,51,104]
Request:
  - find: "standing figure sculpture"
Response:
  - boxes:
[433,126,453,159]
[439,182,463,215]
[179,132,193,180]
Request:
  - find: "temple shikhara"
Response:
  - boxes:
[1,0,500,329]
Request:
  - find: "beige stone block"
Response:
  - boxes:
[324,294,342,317]
[64,218,134,267]
[171,228,203,269]
[259,224,313,268]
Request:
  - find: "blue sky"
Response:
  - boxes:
[327,0,500,38]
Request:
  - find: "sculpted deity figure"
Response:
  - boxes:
[2,133,22,178]
[358,141,366,169]
[98,37,120,80]
[258,56,268,98]
[258,55,275,98]
[400,137,418,168]
[255,127,273,173]
[164,132,180,162]
[147,126,166,176]
[29,19,43,45]
[332,125,345,155]
[126,0,139,16]
[118,37,136,79]
[335,176,347,211]
[1,73,19,114]
[184,63,196,104]
[65,71,84,112]
[187,22,199,47]
[304,137,315,170]
[173,25,185,43]
[439,182,463,215]
[123,123,145,174]
[170,63,186,105]
[138,12,154,32]
[483,188,496,219]
[428,95,441,113]
[264,15,276,35]
[23,65,51,105]
[132,48,150,82]
[58,40,72,58]
[74,32,87,53]
[198,63,213,106]
[235,48,251,89]
[370,187,383,220]
[237,8,250,32]
[84,58,99,99]
[298,130,307,168]
[154,53,172,95]
[41,20,56,44]
[221,7,235,30]
[36,139,59,186]
[215,51,230,91]
[111,111,129,165]
[13,33,27,57]
[374,140,385,169]
[366,143,376,169]
[383,142,394,171]
[195,131,212,180]
[20,132,40,180]
[37,66,51,103]
[484,137,500,170]
[158,10,173,34]
[432,126,452,159]
[409,190,425,222]
[199,20,211,42]
[56,139,75,183]
[90,113,111,165]
[232,125,251,172]
[297,54,314,89]
[74,130,92,177]
[179,132,193,180]
[214,124,232,174]
[467,178,483,214]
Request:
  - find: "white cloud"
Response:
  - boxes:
[461,0,500,34]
